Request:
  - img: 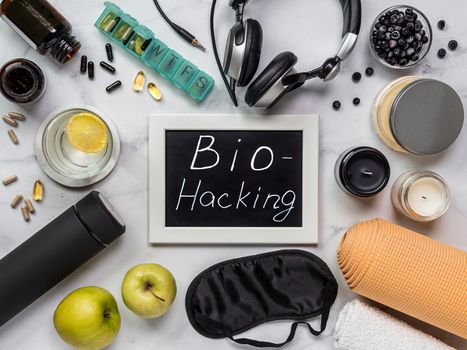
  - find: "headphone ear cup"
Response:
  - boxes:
[236,19,263,87]
[245,51,298,108]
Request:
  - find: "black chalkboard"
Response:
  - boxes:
[165,130,303,227]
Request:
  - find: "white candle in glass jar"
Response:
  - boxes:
[391,170,450,222]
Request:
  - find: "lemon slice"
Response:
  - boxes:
[66,113,108,153]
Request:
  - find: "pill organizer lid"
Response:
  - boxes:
[390,79,464,155]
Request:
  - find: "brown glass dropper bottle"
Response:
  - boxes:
[0,0,81,64]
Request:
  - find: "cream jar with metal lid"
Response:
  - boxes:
[372,76,464,155]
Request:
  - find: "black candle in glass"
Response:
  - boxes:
[334,146,390,197]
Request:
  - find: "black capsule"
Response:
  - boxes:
[365,67,374,77]
[100,61,116,74]
[352,97,361,106]
[88,61,94,80]
[106,80,122,93]
[105,43,113,62]
[332,100,341,110]
[80,55,87,74]
[437,48,447,58]
[123,31,134,46]
[448,40,458,51]
[437,20,446,30]
[352,72,362,83]
[141,38,153,52]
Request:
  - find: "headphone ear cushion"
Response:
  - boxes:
[237,19,263,87]
[245,51,298,107]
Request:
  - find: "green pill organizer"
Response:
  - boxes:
[95,2,214,102]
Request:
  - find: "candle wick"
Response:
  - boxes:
[362,171,373,176]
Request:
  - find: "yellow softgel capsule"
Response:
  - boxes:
[133,71,145,92]
[33,180,44,201]
[148,82,162,101]
[66,113,109,153]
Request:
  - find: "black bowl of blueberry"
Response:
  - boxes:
[370,5,432,69]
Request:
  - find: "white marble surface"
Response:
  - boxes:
[0,0,466,349]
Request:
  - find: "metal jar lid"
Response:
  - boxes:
[390,79,464,155]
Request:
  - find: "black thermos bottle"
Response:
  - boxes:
[0,191,125,327]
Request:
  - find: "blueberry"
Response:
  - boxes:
[332,100,341,110]
[406,35,414,44]
[375,22,382,30]
[391,31,401,40]
[352,72,362,83]
[399,58,409,66]
[448,40,458,51]
[406,22,415,31]
[365,67,374,76]
[437,20,446,30]
[393,48,401,57]
[422,35,429,44]
[401,27,410,36]
[406,47,415,56]
[353,97,361,106]
[405,8,414,15]
[390,14,399,24]
[398,38,406,45]
[405,14,414,22]
[389,39,398,48]
[437,48,447,58]
[414,33,422,41]
[379,25,387,32]
[412,55,419,61]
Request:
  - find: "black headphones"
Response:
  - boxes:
[210,0,362,110]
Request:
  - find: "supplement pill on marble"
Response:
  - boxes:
[33,180,44,201]
[437,48,447,58]
[8,112,26,121]
[106,80,122,93]
[3,175,18,186]
[133,71,145,92]
[10,194,23,208]
[332,100,342,110]
[100,61,116,74]
[2,115,18,127]
[7,129,19,145]
[365,67,374,77]
[25,199,35,214]
[147,82,162,101]
[353,97,361,106]
[88,61,95,79]
[80,55,87,74]
[21,205,30,222]
[437,20,446,30]
[448,40,458,51]
[352,72,362,83]
[105,43,114,61]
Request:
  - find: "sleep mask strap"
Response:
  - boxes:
[194,292,333,348]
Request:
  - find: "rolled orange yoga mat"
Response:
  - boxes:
[337,218,467,339]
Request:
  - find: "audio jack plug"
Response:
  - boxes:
[175,25,206,52]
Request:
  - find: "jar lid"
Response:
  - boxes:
[390,79,464,155]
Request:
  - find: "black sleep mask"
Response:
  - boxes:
[186,250,338,348]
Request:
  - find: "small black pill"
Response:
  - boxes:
[437,48,447,58]
[100,61,116,74]
[106,80,122,93]
[448,40,458,51]
[332,100,341,110]
[88,61,94,80]
[105,43,113,62]
[80,55,87,74]
[365,67,374,77]
[141,38,152,52]
[437,20,446,30]
[352,72,362,83]
[353,97,361,106]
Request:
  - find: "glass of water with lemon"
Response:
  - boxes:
[35,106,120,187]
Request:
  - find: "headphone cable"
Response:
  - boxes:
[152,0,206,52]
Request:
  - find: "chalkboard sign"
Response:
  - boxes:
[149,115,319,244]
[165,130,303,227]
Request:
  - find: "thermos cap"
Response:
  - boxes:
[75,191,126,245]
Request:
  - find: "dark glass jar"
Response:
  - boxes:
[0,0,81,64]
[0,58,46,104]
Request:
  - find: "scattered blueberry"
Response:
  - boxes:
[332,100,342,110]
[448,40,458,51]
[353,97,361,106]
[352,72,362,83]
[365,67,374,77]
[437,48,447,58]
[437,20,446,30]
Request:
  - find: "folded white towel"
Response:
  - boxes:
[334,299,454,350]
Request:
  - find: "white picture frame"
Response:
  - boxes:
[149,114,319,244]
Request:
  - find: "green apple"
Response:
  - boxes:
[53,286,121,350]
[121,263,177,318]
